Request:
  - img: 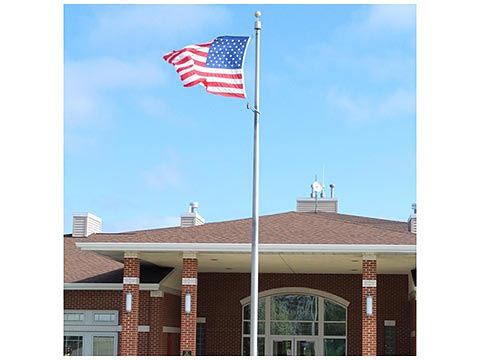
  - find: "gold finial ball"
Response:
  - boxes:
[254,11,262,18]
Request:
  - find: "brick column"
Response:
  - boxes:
[362,253,377,356]
[180,252,198,356]
[120,252,140,356]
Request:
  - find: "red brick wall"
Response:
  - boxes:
[197,273,410,356]
[172,333,181,355]
[64,290,124,354]
[376,275,410,355]
[64,290,122,310]
[161,293,181,355]
[147,292,182,356]
[65,272,411,356]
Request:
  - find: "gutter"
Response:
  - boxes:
[76,242,416,254]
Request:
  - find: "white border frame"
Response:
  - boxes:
[240,287,350,307]
[64,331,118,356]
[241,289,348,356]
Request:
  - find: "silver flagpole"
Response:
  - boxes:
[250,10,261,357]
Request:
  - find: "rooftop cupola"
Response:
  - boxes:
[296,180,338,213]
[72,213,102,237]
[408,203,416,233]
[180,202,205,227]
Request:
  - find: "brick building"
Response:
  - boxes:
[64,195,417,356]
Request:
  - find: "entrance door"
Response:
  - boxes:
[272,339,293,356]
[271,337,318,356]
[295,339,317,356]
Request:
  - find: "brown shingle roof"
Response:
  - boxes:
[64,236,173,283]
[64,235,123,283]
[75,211,415,246]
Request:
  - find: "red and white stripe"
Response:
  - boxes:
[163,40,246,99]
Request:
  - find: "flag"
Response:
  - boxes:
[163,36,250,99]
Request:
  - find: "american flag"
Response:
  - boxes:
[163,36,250,99]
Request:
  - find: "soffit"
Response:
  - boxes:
[137,252,415,275]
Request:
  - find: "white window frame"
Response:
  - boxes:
[65,310,119,326]
[64,310,119,356]
[322,299,348,356]
[64,331,118,356]
[64,333,85,356]
[241,290,348,356]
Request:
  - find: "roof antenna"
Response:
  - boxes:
[311,175,323,214]
[322,165,325,198]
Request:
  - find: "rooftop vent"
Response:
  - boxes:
[408,203,416,233]
[72,213,102,237]
[296,181,338,213]
[181,202,205,227]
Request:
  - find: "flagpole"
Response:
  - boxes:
[250,10,261,357]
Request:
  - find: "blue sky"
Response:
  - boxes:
[6,2,480,356]
[64,4,416,233]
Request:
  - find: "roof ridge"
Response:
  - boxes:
[84,211,296,236]
[71,211,412,238]
[296,211,413,235]
[318,211,407,224]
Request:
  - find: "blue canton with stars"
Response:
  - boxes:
[205,36,249,69]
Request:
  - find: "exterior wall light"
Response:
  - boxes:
[126,292,133,313]
[185,293,192,314]
[366,295,373,316]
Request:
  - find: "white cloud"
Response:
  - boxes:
[64,57,165,126]
[84,5,231,50]
[143,160,184,192]
[327,88,415,124]
[108,215,179,232]
[365,5,416,32]
[377,89,416,118]
[68,57,163,89]
[361,55,415,83]
[136,96,169,119]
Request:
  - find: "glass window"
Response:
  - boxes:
[243,298,265,320]
[324,338,346,356]
[324,300,346,321]
[94,313,116,322]
[323,300,347,355]
[243,321,265,335]
[64,313,84,322]
[324,323,346,336]
[272,339,292,356]
[270,322,318,336]
[297,340,316,356]
[271,295,318,321]
[242,337,265,356]
[242,294,347,356]
[64,336,83,356]
[93,336,115,356]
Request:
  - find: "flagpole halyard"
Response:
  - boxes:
[250,10,261,357]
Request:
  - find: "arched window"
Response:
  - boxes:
[241,288,348,356]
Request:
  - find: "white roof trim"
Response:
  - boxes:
[64,325,121,332]
[240,287,350,307]
[76,242,416,254]
[64,283,159,291]
[73,212,102,222]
